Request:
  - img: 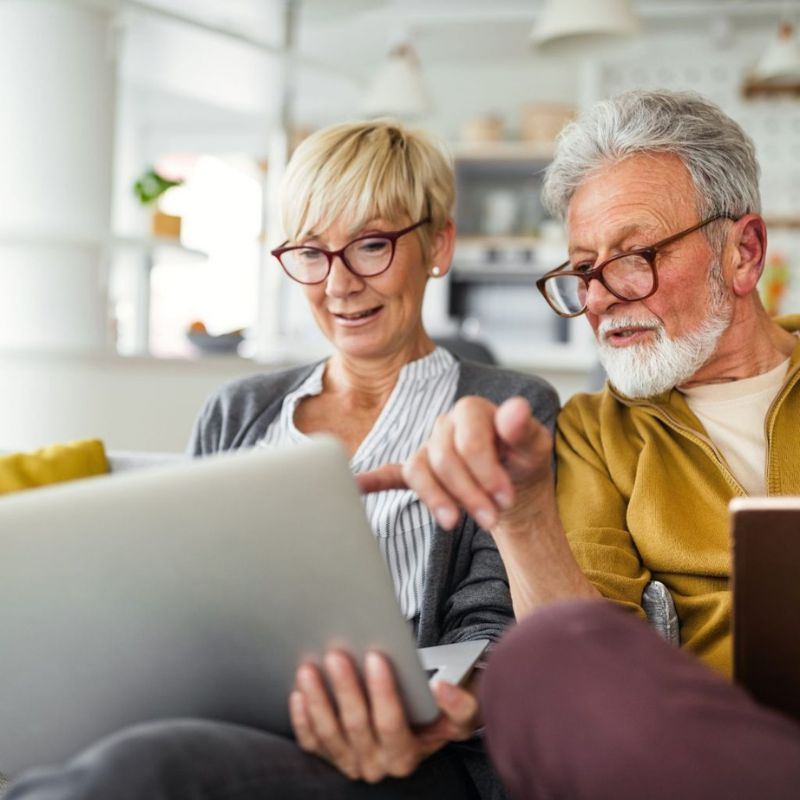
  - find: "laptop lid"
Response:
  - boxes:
[0,438,445,775]
[730,496,800,722]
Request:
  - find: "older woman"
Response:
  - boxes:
[6,121,558,800]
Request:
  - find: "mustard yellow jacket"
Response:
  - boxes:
[555,315,800,676]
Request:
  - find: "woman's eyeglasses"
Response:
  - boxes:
[272,218,431,285]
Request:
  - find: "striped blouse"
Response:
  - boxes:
[257,347,460,621]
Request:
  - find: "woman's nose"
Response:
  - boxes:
[325,255,363,297]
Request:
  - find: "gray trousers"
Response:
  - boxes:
[481,600,800,800]
[6,723,480,800]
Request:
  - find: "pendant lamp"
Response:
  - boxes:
[361,43,432,119]
[743,20,800,98]
[531,0,640,48]
[752,20,800,83]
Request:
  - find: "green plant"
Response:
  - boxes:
[132,168,183,205]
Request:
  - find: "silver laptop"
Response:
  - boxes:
[0,438,487,776]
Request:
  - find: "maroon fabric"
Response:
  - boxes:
[481,600,800,800]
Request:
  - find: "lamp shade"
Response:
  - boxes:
[361,43,432,119]
[531,0,640,48]
[752,21,800,83]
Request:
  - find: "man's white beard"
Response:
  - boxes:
[596,301,732,399]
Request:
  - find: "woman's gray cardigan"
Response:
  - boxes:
[188,357,558,648]
[187,356,559,799]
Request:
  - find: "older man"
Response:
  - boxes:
[364,90,800,798]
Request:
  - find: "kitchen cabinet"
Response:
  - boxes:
[446,143,595,372]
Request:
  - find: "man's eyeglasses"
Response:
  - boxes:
[271,218,431,285]
[536,214,733,318]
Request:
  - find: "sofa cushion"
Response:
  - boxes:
[0,439,108,497]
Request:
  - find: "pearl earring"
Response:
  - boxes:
[431,265,442,277]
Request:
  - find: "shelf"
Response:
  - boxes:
[0,231,107,248]
[451,273,539,285]
[451,267,540,283]
[452,141,556,162]
[110,235,207,259]
[0,231,208,259]
[457,235,542,247]
[741,79,800,99]
[763,217,800,230]
[453,235,564,278]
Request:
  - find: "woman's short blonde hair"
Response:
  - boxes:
[279,119,454,259]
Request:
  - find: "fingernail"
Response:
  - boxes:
[324,651,346,675]
[323,652,337,672]
[435,680,456,699]
[435,507,459,529]
[475,508,496,529]
[365,651,383,673]
[298,666,315,688]
[433,680,464,710]
[493,491,512,510]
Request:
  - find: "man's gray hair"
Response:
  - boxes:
[542,89,761,223]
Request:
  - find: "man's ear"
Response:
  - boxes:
[429,218,456,278]
[729,214,767,297]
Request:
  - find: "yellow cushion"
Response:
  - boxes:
[0,439,109,496]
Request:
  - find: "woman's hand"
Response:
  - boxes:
[289,650,478,783]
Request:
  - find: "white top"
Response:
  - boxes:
[258,347,460,621]
[681,358,790,495]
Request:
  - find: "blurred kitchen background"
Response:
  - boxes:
[1,0,799,451]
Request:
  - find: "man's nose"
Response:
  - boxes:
[583,276,620,316]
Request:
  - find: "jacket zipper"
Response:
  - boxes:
[610,388,746,496]
[611,357,800,498]
[763,360,800,494]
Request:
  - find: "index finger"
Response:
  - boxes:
[495,397,553,484]
[446,397,515,508]
[356,464,407,495]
